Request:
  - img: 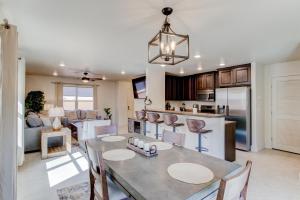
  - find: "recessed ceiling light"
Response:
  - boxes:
[194,54,201,58]
[160,64,166,67]
[53,71,58,76]
[219,63,225,66]
[179,68,185,74]
[121,70,126,75]
[59,62,65,67]
[102,76,106,80]
[197,66,203,71]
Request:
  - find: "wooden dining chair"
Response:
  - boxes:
[85,141,128,200]
[216,160,252,200]
[162,129,185,147]
[94,124,117,137]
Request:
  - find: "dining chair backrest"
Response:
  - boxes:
[136,110,146,120]
[95,124,117,136]
[186,119,206,133]
[217,160,252,200]
[147,112,160,123]
[85,141,109,200]
[162,129,185,147]
[164,114,178,126]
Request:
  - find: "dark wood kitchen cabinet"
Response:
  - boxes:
[196,72,215,90]
[165,75,184,100]
[232,65,251,86]
[218,64,251,87]
[165,75,196,101]
[218,69,233,87]
[183,75,196,100]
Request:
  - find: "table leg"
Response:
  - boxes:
[66,134,71,153]
[41,134,48,159]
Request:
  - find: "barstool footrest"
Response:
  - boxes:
[195,147,208,152]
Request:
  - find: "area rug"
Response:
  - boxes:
[57,182,89,200]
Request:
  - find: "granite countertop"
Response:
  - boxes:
[146,109,225,118]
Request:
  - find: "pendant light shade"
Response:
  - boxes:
[148,7,189,65]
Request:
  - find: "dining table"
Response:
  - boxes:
[87,133,241,200]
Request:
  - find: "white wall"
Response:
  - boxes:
[0,25,18,200]
[264,60,300,148]
[115,81,134,133]
[251,62,265,152]
[17,57,25,166]
[25,75,118,123]
[145,66,165,110]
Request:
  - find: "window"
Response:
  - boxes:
[63,86,94,110]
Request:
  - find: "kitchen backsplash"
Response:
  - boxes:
[166,101,216,110]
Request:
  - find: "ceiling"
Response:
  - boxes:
[1,0,300,80]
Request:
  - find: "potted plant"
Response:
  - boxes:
[104,107,112,120]
[25,91,46,116]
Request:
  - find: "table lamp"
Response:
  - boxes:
[48,107,64,131]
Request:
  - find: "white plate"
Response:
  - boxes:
[167,163,214,184]
[149,142,173,150]
[103,149,136,161]
[101,136,126,142]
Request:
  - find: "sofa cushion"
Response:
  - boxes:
[86,110,97,120]
[80,110,87,120]
[40,117,52,127]
[65,110,78,121]
[26,113,43,127]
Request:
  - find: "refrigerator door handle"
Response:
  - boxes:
[225,105,230,116]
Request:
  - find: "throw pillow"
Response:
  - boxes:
[26,113,43,127]
[80,110,87,120]
[65,111,78,121]
[86,110,97,120]
[40,117,52,127]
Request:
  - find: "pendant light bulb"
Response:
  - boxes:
[171,41,176,51]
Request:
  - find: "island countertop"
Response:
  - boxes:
[146,109,225,118]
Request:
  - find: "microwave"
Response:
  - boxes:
[196,90,215,102]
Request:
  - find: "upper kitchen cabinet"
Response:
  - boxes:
[196,72,215,90]
[218,64,251,87]
[218,69,233,87]
[165,75,184,100]
[232,65,251,85]
[165,74,196,101]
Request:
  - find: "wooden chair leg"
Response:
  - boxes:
[89,168,95,200]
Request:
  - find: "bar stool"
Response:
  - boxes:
[135,110,147,135]
[186,119,212,152]
[163,114,184,132]
[147,112,164,139]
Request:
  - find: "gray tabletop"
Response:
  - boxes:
[87,133,240,200]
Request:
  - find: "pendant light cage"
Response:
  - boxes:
[148,8,189,65]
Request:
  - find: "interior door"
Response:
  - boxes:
[272,75,300,154]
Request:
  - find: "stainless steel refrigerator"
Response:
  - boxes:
[216,87,251,151]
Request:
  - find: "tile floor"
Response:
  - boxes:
[17,148,300,200]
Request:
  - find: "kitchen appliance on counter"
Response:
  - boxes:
[193,104,199,111]
[200,105,216,113]
[196,90,215,102]
[216,87,251,151]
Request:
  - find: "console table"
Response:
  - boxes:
[41,127,71,159]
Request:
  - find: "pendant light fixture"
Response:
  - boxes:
[148,7,189,65]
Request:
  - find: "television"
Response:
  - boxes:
[132,76,146,99]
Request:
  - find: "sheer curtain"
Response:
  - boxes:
[0,23,18,200]
[55,82,63,107]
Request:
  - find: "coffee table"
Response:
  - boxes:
[41,127,71,159]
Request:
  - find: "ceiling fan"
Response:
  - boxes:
[80,72,104,83]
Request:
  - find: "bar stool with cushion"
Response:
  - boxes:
[163,114,184,132]
[162,129,185,147]
[85,141,129,200]
[186,119,212,152]
[135,110,147,135]
[217,160,252,200]
[94,124,117,138]
[147,112,164,139]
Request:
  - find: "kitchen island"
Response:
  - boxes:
[145,109,227,160]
